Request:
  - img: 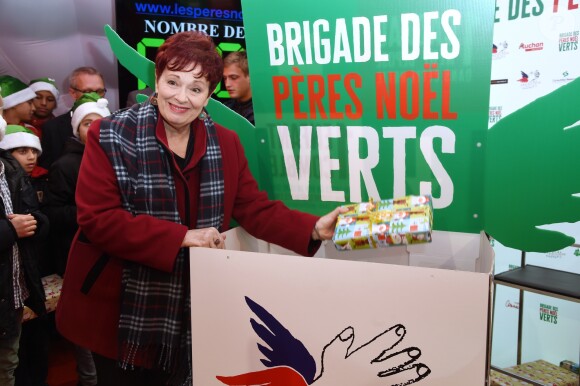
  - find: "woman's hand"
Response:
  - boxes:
[311,207,348,241]
[181,227,227,249]
[8,214,37,238]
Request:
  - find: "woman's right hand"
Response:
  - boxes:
[8,214,37,238]
[181,227,226,249]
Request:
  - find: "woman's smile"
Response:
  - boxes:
[168,102,190,113]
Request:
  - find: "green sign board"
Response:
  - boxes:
[242,1,495,235]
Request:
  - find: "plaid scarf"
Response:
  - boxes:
[99,100,224,385]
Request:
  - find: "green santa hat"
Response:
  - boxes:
[0,87,6,141]
[0,125,42,155]
[29,77,60,100]
[71,92,111,138]
[0,115,6,142]
[0,75,37,110]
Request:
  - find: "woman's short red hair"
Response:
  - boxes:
[155,31,223,95]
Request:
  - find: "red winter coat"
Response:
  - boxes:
[56,113,320,360]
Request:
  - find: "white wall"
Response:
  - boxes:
[0,0,120,112]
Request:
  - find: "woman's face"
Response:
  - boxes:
[155,65,211,132]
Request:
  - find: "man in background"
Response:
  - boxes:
[39,67,106,168]
[222,51,254,125]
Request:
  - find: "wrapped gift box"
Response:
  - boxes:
[510,360,579,385]
[490,369,530,385]
[332,195,433,250]
[22,274,63,322]
[491,360,579,386]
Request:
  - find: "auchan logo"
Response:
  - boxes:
[505,300,520,310]
[519,42,544,52]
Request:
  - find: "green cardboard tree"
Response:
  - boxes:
[484,78,580,252]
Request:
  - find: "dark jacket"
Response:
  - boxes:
[0,150,48,340]
[43,138,84,276]
[38,111,73,169]
[31,166,51,276]
[224,98,255,125]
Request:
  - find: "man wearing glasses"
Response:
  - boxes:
[39,67,106,168]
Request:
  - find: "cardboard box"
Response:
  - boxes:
[509,360,578,386]
[332,195,433,250]
[189,227,495,385]
[561,360,579,375]
[23,274,63,322]
[491,360,579,386]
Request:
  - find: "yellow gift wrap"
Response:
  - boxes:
[489,369,531,386]
[491,360,579,386]
[507,360,579,386]
[332,195,433,251]
[22,273,63,322]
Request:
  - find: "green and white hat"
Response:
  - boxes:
[71,92,110,138]
[0,88,6,140]
[0,75,37,110]
[0,115,6,142]
[29,77,60,100]
[0,125,42,155]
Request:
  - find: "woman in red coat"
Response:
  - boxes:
[56,31,341,386]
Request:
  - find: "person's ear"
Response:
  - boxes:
[204,87,218,106]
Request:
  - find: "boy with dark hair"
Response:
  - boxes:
[0,76,38,135]
[28,77,60,133]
